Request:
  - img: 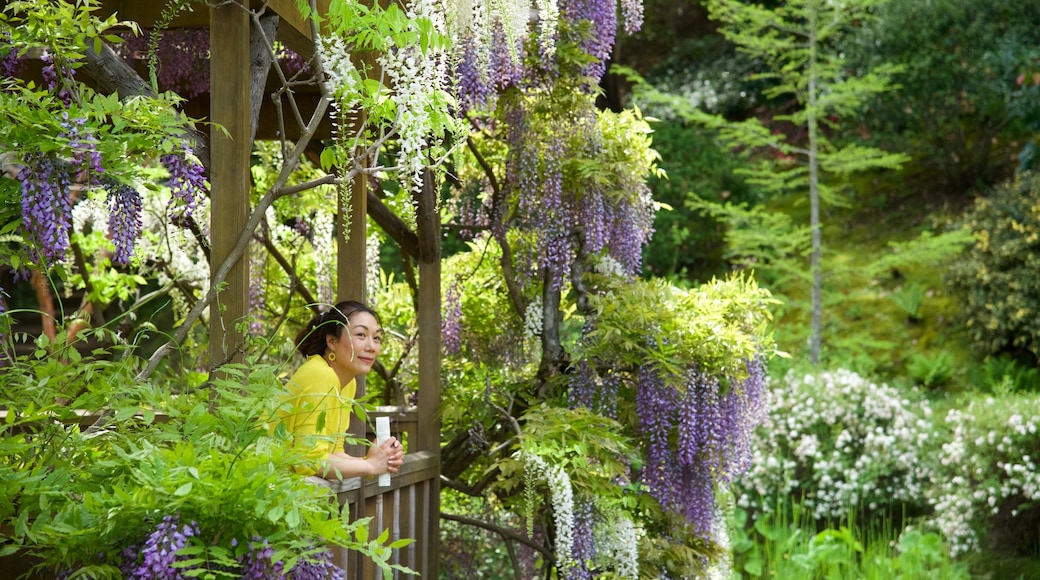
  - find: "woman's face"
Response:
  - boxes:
[327,311,382,380]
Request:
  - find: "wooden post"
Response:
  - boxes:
[208,0,251,368]
[339,153,368,458]
[415,169,441,578]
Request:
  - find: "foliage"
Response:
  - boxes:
[0,329,405,578]
[639,35,763,120]
[301,0,462,199]
[906,351,956,389]
[731,503,969,580]
[685,195,812,290]
[888,282,926,322]
[971,356,1040,395]
[736,368,934,521]
[0,1,203,274]
[627,0,909,363]
[640,120,756,282]
[845,0,1040,194]
[926,394,1040,558]
[947,172,1040,363]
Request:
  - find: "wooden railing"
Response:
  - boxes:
[308,450,440,579]
[299,405,439,579]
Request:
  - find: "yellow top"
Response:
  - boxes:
[277,354,357,475]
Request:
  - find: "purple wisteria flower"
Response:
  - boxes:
[238,538,345,580]
[632,358,768,539]
[441,280,463,355]
[161,144,207,220]
[1,31,23,78]
[560,0,617,82]
[19,151,73,264]
[115,28,211,98]
[239,537,287,580]
[106,182,143,266]
[121,514,200,580]
[40,49,75,105]
[288,549,345,580]
[249,247,267,335]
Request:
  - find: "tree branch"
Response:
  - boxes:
[137,96,331,380]
[81,42,211,170]
[440,512,555,564]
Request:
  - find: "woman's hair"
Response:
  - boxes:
[295,300,381,357]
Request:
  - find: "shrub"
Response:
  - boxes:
[730,503,969,580]
[907,351,956,388]
[736,369,934,521]
[947,172,1040,363]
[0,332,403,579]
[973,356,1040,395]
[926,394,1040,558]
[845,0,1040,194]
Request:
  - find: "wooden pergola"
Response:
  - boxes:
[94,1,443,577]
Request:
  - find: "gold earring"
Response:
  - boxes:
[327,352,337,362]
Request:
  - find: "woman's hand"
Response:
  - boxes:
[365,436,405,475]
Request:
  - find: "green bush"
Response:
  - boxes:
[947,172,1040,363]
[907,351,956,388]
[973,356,1040,395]
[0,330,404,578]
[731,503,969,580]
[846,0,1040,195]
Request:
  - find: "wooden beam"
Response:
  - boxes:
[208,0,251,368]
[266,0,332,57]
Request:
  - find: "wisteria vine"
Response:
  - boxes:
[570,356,768,540]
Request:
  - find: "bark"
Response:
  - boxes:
[30,270,57,342]
[248,13,279,145]
[81,43,211,171]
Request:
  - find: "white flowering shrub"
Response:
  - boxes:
[926,395,1040,557]
[737,369,934,520]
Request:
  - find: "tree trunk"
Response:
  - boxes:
[808,11,822,365]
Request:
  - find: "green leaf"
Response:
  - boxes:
[174,482,193,496]
[267,504,285,522]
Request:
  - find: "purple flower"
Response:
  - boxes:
[1,31,23,77]
[40,50,75,105]
[560,0,617,82]
[162,144,207,220]
[288,549,345,580]
[239,537,287,580]
[114,28,211,98]
[106,182,143,266]
[249,246,267,335]
[441,280,463,355]
[121,514,200,580]
[19,151,73,264]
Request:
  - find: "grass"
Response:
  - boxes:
[755,171,980,392]
[730,502,969,580]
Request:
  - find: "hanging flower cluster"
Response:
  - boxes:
[611,358,766,538]
[500,103,657,292]
[161,144,207,221]
[521,452,576,573]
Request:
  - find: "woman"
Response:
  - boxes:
[278,300,404,479]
